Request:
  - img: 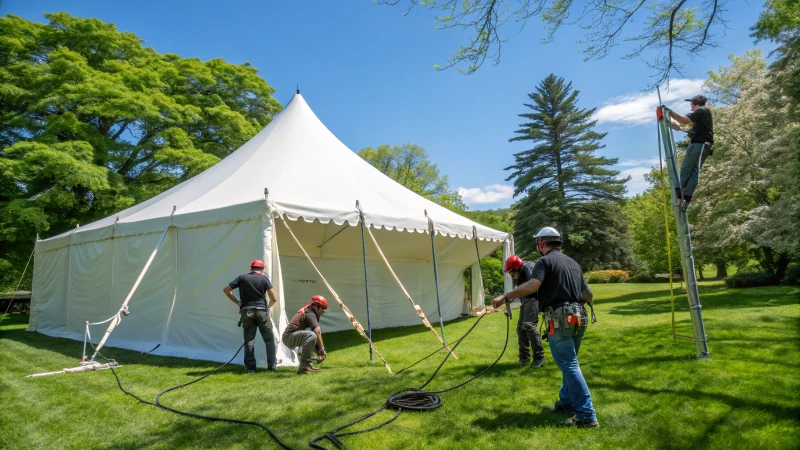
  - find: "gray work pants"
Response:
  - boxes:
[241,308,276,369]
[517,299,545,362]
[680,143,711,197]
[283,329,317,362]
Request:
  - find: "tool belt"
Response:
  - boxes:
[542,302,589,337]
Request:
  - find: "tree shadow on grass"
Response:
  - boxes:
[471,410,564,431]
[604,285,799,316]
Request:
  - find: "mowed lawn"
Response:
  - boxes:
[1,281,798,449]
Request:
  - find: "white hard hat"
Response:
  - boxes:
[535,227,562,242]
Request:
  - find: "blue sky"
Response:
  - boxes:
[3,0,772,209]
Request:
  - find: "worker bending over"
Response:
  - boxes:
[503,255,546,368]
[283,295,328,375]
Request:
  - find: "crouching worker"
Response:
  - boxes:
[223,259,278,373]
[283,295,328,375]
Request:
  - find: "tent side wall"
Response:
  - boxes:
[280,256,467,333]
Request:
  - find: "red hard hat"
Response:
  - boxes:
[311,295,328,309]
[250,260,265,269]
[504,255,523,273]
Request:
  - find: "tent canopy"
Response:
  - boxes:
[40,94,508,256]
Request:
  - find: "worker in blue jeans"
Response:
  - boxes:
[493,227,598,427]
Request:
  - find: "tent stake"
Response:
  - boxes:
[425,211,446,343]
[356,201,373,362]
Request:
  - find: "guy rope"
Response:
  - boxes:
[269,199,393,374]
[361,206,458,360]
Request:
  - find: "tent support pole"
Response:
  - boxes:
[426,211,446,343]
[90,208,175,361]
[471,226,486,314]
[356,201,373,362]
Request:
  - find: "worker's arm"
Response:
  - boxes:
[314,326,326,361]
[582,287,594,306]
[223,285,241,308]
[266,288,277,309]
[669,110,692,125]
[670,119,684,131]
[491,278,542,308]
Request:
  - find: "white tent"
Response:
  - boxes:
[27,93,511,367]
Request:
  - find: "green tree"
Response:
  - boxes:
[623,168,682,276]
[505,74,632,270]
[381,0,727,85]
[358,144,466,210]
[0,13,281,290]
[696,49,798,277]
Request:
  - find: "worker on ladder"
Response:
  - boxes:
[667,94,714,211]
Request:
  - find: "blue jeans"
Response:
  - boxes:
[548,303,597,422]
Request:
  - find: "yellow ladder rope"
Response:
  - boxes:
[365,226,458,360]
[273,208,392,373]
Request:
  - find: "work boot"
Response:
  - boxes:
[529,359,545,369]
[517,358,530,365]
[548,402,575,414]
[297,361,315,375]
[563,415,599,428]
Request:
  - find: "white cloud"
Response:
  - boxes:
[458,184,515,205]
[617,158,661,167]
[619,166,653,196]
[593,79,705,127]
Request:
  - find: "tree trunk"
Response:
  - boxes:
[775,252,790,281]
[763,247,775,273]
[715,262,728,279]
[697,265,704,280]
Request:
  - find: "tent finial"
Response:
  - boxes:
[297,85,300,94]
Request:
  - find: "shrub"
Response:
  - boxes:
[724,272,779,288]
[586,270,630,284]
[781,262,800,286]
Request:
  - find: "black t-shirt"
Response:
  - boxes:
[228,272,273,310]
[515,261,539,305]
[529,249,589,310]
[283,307,321,338]
[686,107,714,144]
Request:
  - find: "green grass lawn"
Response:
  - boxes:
[2,281,799,449]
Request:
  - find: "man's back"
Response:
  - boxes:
[229,272,272,309]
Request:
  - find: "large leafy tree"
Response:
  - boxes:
[0,13,281,290]
[505,74,631,269]
[358,143,466,210]
[693,50,798,277]
[381,0,729,85]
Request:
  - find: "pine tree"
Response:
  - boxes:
[505,74,631,268]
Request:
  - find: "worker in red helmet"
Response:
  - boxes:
[223,259,278,372]
[502,255,546,368]
[282,295,329,375]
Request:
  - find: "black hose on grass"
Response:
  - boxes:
[100,313,509,450]
[309,313,510,449]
